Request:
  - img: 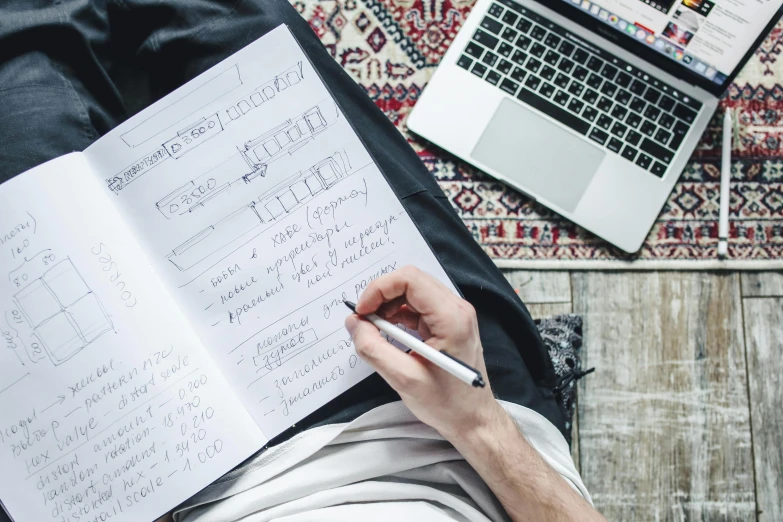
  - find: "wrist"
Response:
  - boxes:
[443,398,513,448]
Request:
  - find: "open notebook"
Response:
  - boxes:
[0,25,454,522]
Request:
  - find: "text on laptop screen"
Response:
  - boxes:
[563,0,783,84]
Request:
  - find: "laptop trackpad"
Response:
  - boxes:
[471,98,605,213]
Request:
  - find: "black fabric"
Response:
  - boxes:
[0,0,566,453]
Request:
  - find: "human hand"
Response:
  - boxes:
[344,266,505,440]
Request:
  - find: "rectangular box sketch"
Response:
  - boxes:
[163,113,225,159]
[13,259,114,366]
[154,101,340,220]
[166,151,349,272]
[121,65,243,147]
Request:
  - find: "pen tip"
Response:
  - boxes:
[343,300,357,312]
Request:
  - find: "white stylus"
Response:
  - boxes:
[344,301,485,388]
[718,110,732,258]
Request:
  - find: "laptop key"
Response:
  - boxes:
[558,59,574,75]
[629,80,645,95]
[545,33,561,48]
[498,42,514,57]
[544,50,559,65]
[611,122,628,138]
[573,48,589,65]
[497,59,513,74]
[643,88,661,104]
[658,114,675,131]
[621,144,638,162]
[481,16,503,35]
[589,127,609,145]
[531,42,546,57]
[587,56,603,72]
[600,83,618,97]
[650,161,667,177]
[502,11,519,26]
[635,153,652,170]
[640,138,674,164]
[482,51,499,67]
[511,67,526,82]
[486,70,502,86]
[626,113,642,129]
[540,83,556,98]
[582,88,599,105]
[568,82,584,96]
[658,95,675,111]
[611,105,628,120]
[465,42,484,59]
[541,65,556,80]
[600,64,617,81]
[489,2,504,17]
[626,130,642,146]
[654,128,672,146]
[512,50,527,66]
[516,87,591,134]
[554,90,569,106]
[554,73,569,89]
[525,75,541,90]
[597,96,613,113]
[583,107,598,122]
[525,57,542,73]
[644,106,661,122]
[515,35,532,50]
[568,99,585,114]
[615,89,632,106]
[516,18,532,33]
[597,114,613,130]
[673,103,697,124]
[530,25,547,41]
[471,62,488,78]
[473,29,500,50]
[586,73,602,89]
[615,72,632,88]
[640,120,656,137]
[457,55,473,70]
[559,40,576,57]
[669,122,688,150]
[573,65,589,81]
[607,137,623,153]
[499,78,520,95]
[502,27,518,42]
[629,97,646,113]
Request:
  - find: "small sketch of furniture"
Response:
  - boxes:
[13,259,113,365]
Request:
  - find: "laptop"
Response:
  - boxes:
[408,0,783,252]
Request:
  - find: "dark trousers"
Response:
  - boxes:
[0,0,565,448]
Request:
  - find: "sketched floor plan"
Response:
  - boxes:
[13,259,113,365]
[166,151,351,272]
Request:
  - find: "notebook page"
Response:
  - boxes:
[0,154,264,522]
[82,25,457,438]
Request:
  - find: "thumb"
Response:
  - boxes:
[345,315,423,389]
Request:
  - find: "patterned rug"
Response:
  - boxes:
[291,0,783,268]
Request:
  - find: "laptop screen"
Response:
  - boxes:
[560,0,783,85]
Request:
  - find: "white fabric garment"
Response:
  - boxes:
[173,400,591,522]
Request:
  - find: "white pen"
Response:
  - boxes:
[718,110,732,258]
[344,301,485,388]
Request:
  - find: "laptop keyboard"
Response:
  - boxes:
[457,0,702,178]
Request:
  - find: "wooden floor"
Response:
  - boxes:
[502,270,783,522]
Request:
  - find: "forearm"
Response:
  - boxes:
[447,403,605,522]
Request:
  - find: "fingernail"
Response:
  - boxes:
[345,315,358,336]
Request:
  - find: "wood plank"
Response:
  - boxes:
[573,272,755,521]
[741,272,783,297]
[502,270,571,304]
[526,302,574,319]
[742,297,783,522]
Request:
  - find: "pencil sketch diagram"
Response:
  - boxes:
[166,151,351,272]
[12,259,114,366]
[108,62,305,194]
[155,101,340,220]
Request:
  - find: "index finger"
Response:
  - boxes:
[355,266,456,317]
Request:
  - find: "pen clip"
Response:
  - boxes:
[439,350,485,388]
